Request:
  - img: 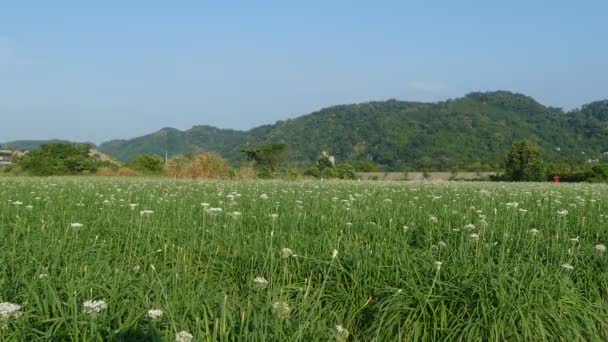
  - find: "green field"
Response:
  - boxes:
[1,178,607,341]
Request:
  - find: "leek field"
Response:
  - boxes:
[1,177,607,341]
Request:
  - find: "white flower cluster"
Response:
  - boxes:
[83,300,107,314]
[0,302,21,319]
[272,302,291,319]
[175,330,193,342]
[147,309,163,319]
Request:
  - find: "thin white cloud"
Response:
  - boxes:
[407,80,448,93]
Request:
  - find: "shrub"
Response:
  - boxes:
[335,163,357,179]
[166,152,230,179]
[235,167,256,180]
[130,154,164,174]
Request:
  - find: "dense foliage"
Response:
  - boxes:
[505,140,545,181]
[129,154,164,175]
[241,143,287,178]
[17,143,104,176]
[95,91,608,170]
[1,178,608,340]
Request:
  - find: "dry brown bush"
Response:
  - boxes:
[97,167,140,177]
[235,166,256,180]
[116,167,141,176]
[166,152,230,179]
[96,167,115,176]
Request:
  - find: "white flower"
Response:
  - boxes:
[129,203,138,210]
[528,228,540,235]
[437,241,447,248]
[464,223,475,231]
[280,248,293,258]
[39,273,48,279]
[434,261,443,270]
[270,213,279,219]
[83,300,107,314]
[429,216,438,224]
[206,207,223,213]
[260,194,269,200]
[335,324,350,342]
[71,223,83,228]
[332,249,339,259]
[175,331,193,342]
[469,233,480,240]
[147,309,163,319]
[272,302,291,318]
[133,265,140,273]
[0,302,22,319]
[569,236,580,243]
[12,201,23,206]
[201,202,210,207]
[561,263,574,271]
[595,244,606,253]
[26,205,33,210]
[140,210,154,216]
[253,276,268,288]
[557,209,568,216]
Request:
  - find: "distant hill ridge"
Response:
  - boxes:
[4,91,608,170]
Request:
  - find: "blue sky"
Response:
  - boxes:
[1,0,607,143]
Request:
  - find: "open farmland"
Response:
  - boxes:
[1,178,608,341]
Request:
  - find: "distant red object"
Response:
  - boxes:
[554,175,560,184]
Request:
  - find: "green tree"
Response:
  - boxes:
[18,143,99,176]
[131,154,164,174]
[240,143,287,177]
[505,140,544,181]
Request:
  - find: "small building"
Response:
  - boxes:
[0,149,14,166]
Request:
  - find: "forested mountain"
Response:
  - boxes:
[94,91,607,170]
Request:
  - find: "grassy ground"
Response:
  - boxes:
[1,177,607,341]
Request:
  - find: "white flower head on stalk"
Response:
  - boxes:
[429,216,438,224]
[434,261,443,271]
[270,213,279,219]
[272,302,291,319]
[140,210,154,216]
[175,331,193,342]
[561,263,574,271]
[0,302,22,319]
[528,228,540,235]
[280,248,293,258]
[206,207,223,214]
[469,233,480,241]
[332,249,339,259]
[253,276,268,289]
[595,244,606,253]
[147,309,163,319]
[557,209,568,216]
[335,324,350,342]
[464,223,475,231]
[71,223,83,228]
[83,300,107,315]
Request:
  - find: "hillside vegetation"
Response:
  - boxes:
[7,91,608,171]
